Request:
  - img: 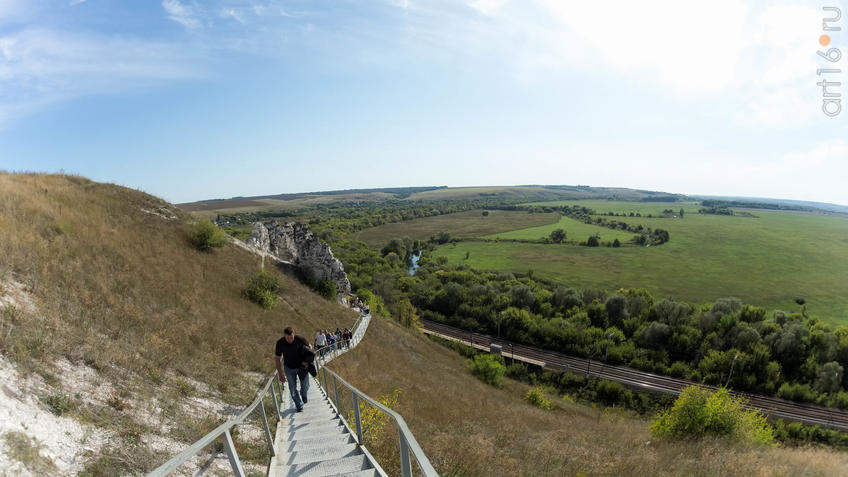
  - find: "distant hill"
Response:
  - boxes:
[694,195,848,214]
[178,185,689,214]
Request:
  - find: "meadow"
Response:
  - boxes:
[352,209,559,247]
[484,214,637,243]
[424,202,848,324]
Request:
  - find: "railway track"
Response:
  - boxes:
[422,319,848,431]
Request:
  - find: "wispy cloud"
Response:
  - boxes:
[220,8,245,24]
[0,28,199,125]
[162,0,201,29]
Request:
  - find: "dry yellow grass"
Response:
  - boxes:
[0,173,359,472]
[330,317,848,476]
[0,173,356,389]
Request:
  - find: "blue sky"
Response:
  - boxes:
[1,0,847,205]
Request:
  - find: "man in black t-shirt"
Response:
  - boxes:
[274,326,313,412]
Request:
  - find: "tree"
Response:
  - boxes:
[549,228,566,243]
[612,238,621,248]
[395,297,421,329]
[815,361,844,394]
[679,208,685,218]
[482,211,489,216]
[586,234,600,247]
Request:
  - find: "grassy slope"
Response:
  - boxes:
[434,201,848,324]
[352,210,560,248]
[0,173,358,471]
[330,317,848,476]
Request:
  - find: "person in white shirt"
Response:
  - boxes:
[315,329,327,350]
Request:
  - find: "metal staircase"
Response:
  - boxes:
[269,377,384,477]
[147,311,437,477]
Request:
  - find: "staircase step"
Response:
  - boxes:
[280,424,347,441]
[325,471,380,477]
[285,419,345,434]
[284,405,335,417]
[275,442,362,466]
[273,454,372,477]
[277,433,356,453]
[284,411,339,425]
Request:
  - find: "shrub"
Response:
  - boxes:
[243,270,281,309]
[188,219,228,251]
[42,392,76,416]
[506,362,529,379]
[317,279,337,300]
[469,354,505,388]
[650,386,774,446]
[525,387,552,410]
[776,382,818,403]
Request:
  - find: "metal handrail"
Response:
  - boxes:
[147,374,282,477]
[315,363,439,477]
[147,309,370,477]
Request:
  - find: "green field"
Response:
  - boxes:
[352,209,559,248]
[484,215,637,243]
[431,203,848,324]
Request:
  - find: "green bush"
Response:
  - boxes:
[525,387,553,410]
[469,354,505,388]
[776,382,819,403]
[41,392,76,416]
[244,270,281,309]
[524,386,553,411]
[650,386,774,446]
[506,362,529,379]
[317,279,337,300]
[188,219,228,251]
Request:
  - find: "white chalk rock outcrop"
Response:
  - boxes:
[245,221,351,300]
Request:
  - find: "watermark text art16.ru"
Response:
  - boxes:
[818,7,842,117]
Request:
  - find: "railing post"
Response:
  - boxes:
[322,366,329,391]
[259,396,276,457]
[271,380,281,419]
[221,430,246,477]
[278,377,287,407]
[398,431,413,477]
[352,393,364,445]
[333,375,339,408]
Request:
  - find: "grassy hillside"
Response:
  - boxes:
[330,316,848,476]
[0,173,357,473]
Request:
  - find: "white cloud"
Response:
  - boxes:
[0,28,199,125]
[468,0,505,15]
[220,8,245,24]
[162,0,201,29]
[69,0,87,6]
[537,1,750,96]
